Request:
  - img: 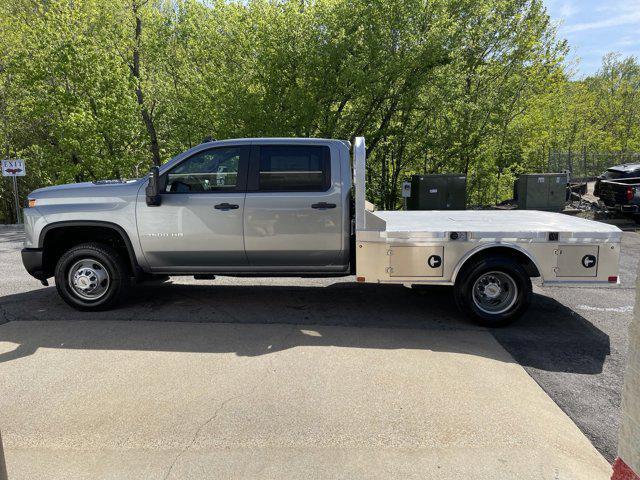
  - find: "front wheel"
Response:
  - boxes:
[55,242,130,311]
[454,256,532,327]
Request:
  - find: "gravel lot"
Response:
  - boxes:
[0,225,637,467]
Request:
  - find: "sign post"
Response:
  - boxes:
[2,158,26,224]
[401,180,411,210]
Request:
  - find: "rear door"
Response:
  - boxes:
[243,143,343,267]
[137,145,249,269]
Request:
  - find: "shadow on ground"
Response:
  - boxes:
[0,281,610,375]
[493,293,613,375]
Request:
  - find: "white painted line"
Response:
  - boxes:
[576,304,634,313]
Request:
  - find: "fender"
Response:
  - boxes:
[450,242,544,284]
[39,220,141,274]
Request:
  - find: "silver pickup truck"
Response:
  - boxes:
[21,137,622,326]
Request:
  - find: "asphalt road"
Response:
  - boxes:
[0,225,636,475]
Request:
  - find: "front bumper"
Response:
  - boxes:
[21,248,47,280]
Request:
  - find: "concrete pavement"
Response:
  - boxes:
[0,320,611,479]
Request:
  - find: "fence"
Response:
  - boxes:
[547,149,640,180]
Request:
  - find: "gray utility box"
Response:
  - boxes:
[515,173,567,211]
[406,174,467,210]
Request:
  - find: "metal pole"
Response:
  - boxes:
[12,175,20,225]
[0,430,7,480]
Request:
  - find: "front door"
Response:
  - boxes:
[137,145,249,270]
[243,143,344,267]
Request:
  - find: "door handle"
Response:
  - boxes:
[214,203,239,210]
[311,202,336,209]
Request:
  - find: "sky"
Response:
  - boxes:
[544,0,640,77]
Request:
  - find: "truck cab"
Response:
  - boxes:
[137,138,352,273]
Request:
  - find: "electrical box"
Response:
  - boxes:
[406,174,467,210]
[515,173,567,211]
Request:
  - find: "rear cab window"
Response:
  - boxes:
[253,145,331,192]
[603,170,624,180]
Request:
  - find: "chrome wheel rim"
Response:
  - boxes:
[472,271,518,315]
[67,258,110,300]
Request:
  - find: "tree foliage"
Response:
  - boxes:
[0,0,639,221]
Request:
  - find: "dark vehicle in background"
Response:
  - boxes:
[594,163,640,213]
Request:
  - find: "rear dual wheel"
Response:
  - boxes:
[454,256,532,327]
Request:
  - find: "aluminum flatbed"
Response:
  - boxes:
[352,137,621,325]
[365,210,622,241]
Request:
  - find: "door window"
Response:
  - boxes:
[165,147,243,193]
[258,145,330,191]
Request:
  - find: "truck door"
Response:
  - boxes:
[137,145,249,269]
[243,143,343,267]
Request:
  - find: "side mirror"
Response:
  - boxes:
[145,166,162,206]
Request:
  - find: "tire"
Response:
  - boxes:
[54,242,130,311]
[453,255,532,327]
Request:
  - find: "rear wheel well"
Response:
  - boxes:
[41,225,137,278]
[455,246,540,283]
